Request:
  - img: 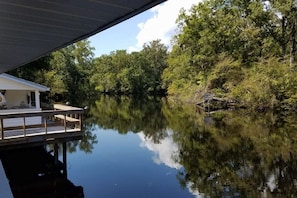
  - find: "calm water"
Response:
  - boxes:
[3,95,297,197]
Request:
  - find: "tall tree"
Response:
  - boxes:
[72,40,95,100]
[270,0,297,66]
[141,40,168,93]
[47,39,95,105]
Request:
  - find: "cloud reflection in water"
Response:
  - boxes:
[138,131,182,169]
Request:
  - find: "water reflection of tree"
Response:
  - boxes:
[89,95,168,143]
[57,95,99,154]
[78,95,297,197]
[47,122,98,154]
[55,95,169,154]
[162,104,297,197]
[66,122,98,154]
[50,104,99,154]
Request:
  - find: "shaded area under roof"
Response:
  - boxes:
[0,0,167,73]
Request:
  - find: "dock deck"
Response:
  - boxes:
[0,104,84,147]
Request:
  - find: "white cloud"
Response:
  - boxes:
[129,0,201,52]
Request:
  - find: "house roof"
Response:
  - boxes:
[0,73,50,92]
[0,0,167,73]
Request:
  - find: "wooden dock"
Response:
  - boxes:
[0,104,84,147]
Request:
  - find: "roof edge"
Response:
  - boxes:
[5,0,167,71]
[0,73,50,92]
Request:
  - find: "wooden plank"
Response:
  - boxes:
[0,109,83,119]
[54,104,82,111]
[0,130,83,147]
[54,115,80,122]
[1,127,80,140]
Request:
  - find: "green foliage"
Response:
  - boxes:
[91,40,168,95]
[164,0,297,109]
[142,40,169,92]
[231,57,297,109]
[47,40,95,105]
[8,55,52,83]
[207,54,244,95]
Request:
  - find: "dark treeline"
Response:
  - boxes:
[8,39,168,106]
[91,40,168,95]
[9,0,297,110]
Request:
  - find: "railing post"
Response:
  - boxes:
[63,114,67,132]
[0,118,3,140]
[23,117,26,137]
[44,116,48,134]
[79,114,82,130]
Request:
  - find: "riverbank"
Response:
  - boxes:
[167,88,297,113]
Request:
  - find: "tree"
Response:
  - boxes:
[72,40,95,100]
[47,39,95,105]
[7,55,52,83]
[163,0,297,107]
[91,50,130,93]
[91,41,168,95]
[270,0,297,66]
[141,40,168,93]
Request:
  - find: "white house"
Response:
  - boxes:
[0,73,50,127]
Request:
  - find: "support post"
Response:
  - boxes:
[44,117,48,134]
[54,143,59,166]
[63,142,67,177]
[79,114,83,130]
[0,118,3,140]
[23,117,26,137]
[64,114,67,132]
[35,90,40,109]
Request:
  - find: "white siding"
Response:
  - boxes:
[4,90,30,109]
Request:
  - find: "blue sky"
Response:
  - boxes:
[89,0,200,58]
[89,11,151,57]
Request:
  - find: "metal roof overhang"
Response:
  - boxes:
[0,0,167,73]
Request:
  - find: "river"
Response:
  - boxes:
[3,95,297,197]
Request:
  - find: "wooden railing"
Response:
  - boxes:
[0,105,83,141]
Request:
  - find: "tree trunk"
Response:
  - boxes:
[282,16,287,60]
[290,15,296,69]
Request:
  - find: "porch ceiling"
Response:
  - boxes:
[0,0,166,73]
